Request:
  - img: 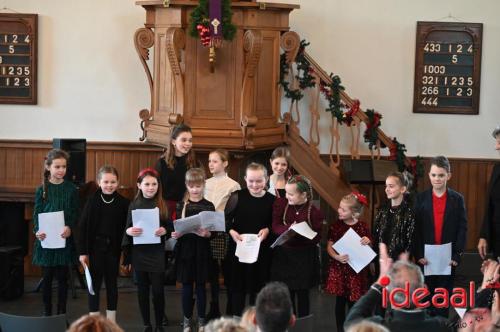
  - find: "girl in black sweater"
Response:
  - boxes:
[172,168,215,332]
[122,168,169,332]
[78,166,129,323]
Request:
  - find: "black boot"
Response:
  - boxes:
[154,326,165,332]
[143,326,153,332]
[206,301,221,321]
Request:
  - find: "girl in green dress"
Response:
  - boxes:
[33,149,79,316]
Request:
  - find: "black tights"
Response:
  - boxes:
[42,266,68,315]
[182,282,206,319]
[231,291,257,316]
[290,289,310,318]
[335,296,354,332]
[136,271,165,327]
[88,253,119,311]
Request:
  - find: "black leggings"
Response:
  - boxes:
[42,266,68,314]
[182,282,206,319]
[335,296,354,332]
[136,271,165,326]
[88,253,119,311]
[231,291,257,316]
[290,289,310,318]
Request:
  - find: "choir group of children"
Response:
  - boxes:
[32,124,467,332]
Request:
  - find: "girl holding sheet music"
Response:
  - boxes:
[171,168,215,331]
[325,193,371,332]
[33,149,79,316]
[77,165,129,322]
[225,162,275,316]
[270,175,324,318]
[122,168,168,332]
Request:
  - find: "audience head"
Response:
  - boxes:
[346,320,390,332]
[204,317,249,332]
[240,306,257,332]
[67,314,124,332]
[387,260,425,310]
[255,282,295,332]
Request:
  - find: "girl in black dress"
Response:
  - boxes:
[172,168,215,331]
[225,162,275,316]
[122,168,168,332]
[78,165,129,323]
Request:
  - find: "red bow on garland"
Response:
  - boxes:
[344,100,360,126]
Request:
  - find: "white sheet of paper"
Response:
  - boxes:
[424,243,452,276]
[132,208,161,245]
[200,211,225,232]
[290,222,317,240]
[332,228,376,273]
[235,234,261,264]
[83,262,95,295]
[270,228,295,248]
[270,221,317,248]
[174,211,226,235]
[174,213,201,235]
[38,211,66,249]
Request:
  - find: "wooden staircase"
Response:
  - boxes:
[279,31,411,212]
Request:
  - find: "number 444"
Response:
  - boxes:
[421,97,438,106]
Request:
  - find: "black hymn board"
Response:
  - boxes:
[0,14,37,104]
[413,22,482,115]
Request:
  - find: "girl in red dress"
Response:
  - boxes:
[325,192,371,332]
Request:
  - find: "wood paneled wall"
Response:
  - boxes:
[0,139,497,256]
[0,140,164,200]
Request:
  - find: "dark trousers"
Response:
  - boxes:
[208,259,222,303]
[42,266,68,315]
[136,271,165,327]
[231,291,257,316]
[290,289,310,318]
[425,274,454,318]
[335,296,354,332]
[182,282,206,319]
[88,252,119,312]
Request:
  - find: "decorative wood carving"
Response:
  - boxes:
[280,31,300,64]
[134,27,155,113]
[166,27,186,119]
[308,73,321,156]
[240,29,263,149]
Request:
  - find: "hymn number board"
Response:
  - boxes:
[413,22,482,115]
[0,14,37,104]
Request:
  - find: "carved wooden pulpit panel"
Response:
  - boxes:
[135,0,298,150]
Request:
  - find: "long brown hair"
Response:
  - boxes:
[42,149,70,201]
[163,124,197,170]
[135,168,168,219]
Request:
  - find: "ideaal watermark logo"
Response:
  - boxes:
[380,278,476,310]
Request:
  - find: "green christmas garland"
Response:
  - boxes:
[189,0,236,41]
[278,40,315,102]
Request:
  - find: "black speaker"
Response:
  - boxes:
[0,202,28,256]
[342,159,398,184]
[0,246,24,300]
[52,138,86,186]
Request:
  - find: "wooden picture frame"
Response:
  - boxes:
[413,21,482,115]
[0,13,38,105]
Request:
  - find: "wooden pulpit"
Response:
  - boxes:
[134,0,298,150]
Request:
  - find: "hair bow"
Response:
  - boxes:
[352,192,368,206]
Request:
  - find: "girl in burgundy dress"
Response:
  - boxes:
[325,193,372,332]
[270,175,324,317]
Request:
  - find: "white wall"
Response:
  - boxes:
[0,0,499,158]
[0,0,149,141]
[279,0,500,158]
